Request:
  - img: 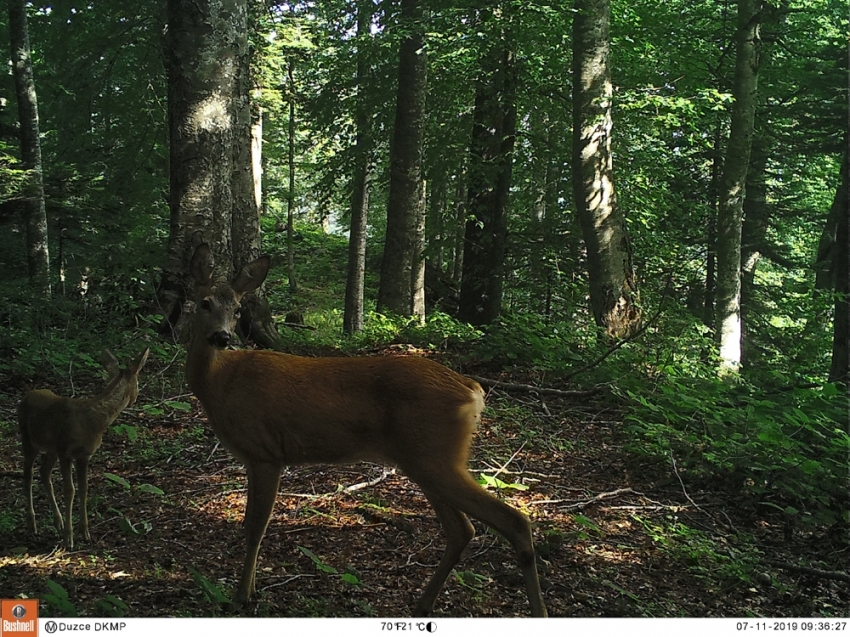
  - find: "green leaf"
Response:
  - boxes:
[165,400,192,412]
[137,483,165,496]
[104,473,131,490]
[341,572,361,585]
[188,566,231,605]
[298,546,338,573]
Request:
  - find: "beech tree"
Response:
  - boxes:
[8,0,49,297]
[158,0,277,346]
[377,0,427,321]
[457,26,517,327]
[714,0,762,374]
[572,0,639,337]
[343,0,374,335]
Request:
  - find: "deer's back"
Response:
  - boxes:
[195,351,485,468]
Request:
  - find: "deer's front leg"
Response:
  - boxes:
[59,457,75,549]
[233,462,281,607]
[76,456,91,543]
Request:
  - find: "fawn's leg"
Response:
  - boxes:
[40,451,63,535]
[75,456,92,543]
[59,457,76,549]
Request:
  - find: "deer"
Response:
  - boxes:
[18,347,149,549]
[185,243,548,617]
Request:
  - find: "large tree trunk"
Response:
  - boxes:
[8,0,50,297]
[286,59,297,293]
[715,0,761,374]
[377,0,427,318]
[829,148,850,386]
[740,130,769,366]
[343,1,374,335]
[572,0,639,338]
[458,27,516,327]
[231,36,279,349]
[815,152,848,295]
[159,0,277,348]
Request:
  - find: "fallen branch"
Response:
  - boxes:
[281,321,317,331]
[763,558,850,583]
[547,487,639,510]
[468,375,605,398]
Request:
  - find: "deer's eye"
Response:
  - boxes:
[200,299,212,311]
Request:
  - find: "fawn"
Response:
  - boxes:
[185,244,547,616]
[19,347,149,548]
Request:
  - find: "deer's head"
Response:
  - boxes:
[189,244,270,349]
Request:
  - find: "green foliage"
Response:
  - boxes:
[635,516,756,584]
[104,473,165,497]
[298,546,361,585]
[187,566,231,606]
[108,507,152,538]
[621,370,849,527]
[478,473,529,492]
[43,580,80,617]
[94,595,130,618]
[471,312,589,373]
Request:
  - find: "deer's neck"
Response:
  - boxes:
[186,333,224,405]
[86,375,132,429]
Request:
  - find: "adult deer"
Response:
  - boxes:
[186,244,547,617]
[19,347,149,549]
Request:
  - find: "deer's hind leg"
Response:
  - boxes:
[39,451,64,537]
[413,488,475,616]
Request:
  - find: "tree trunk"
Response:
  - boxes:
[740,130,769,365]
[714,0,761,374]
[705,120,723,328]
[377,0,427,317]
[815,152,848,295]
[232,40,279,349]
[8,0,50,297]
[829,148,850,386]
[458,28,516,327]
[572,0,639,338]
[159,0,279,347]
[286,59,297,293]
[343,1,373,335]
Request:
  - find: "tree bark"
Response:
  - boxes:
[232,34,279,349]
[8,0,50,297]
[740,130,769,365]
[159,0,277,349]
[286,59,297,293]
[377,0,427,318]
[829,148,850,386]
[815,152,848,295]
[343,1,373,335]
[572,0,639,338]
[715,0,761,374]
[458,26,516,327]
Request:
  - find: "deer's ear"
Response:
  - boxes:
[99,348,121,376]
[132,348,150,373]
[190,244,215,288]
[232,255,270,296]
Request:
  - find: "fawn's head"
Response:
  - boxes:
[99,347,150,406]
[189,244,270,349]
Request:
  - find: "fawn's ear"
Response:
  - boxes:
[232,255,270,296]
[99,348,121,377]
[131,348,150,374]
[190,244,215,288]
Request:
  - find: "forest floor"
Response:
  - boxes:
[0,351,848,618]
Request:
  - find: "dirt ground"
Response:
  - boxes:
[0,362,847,618]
